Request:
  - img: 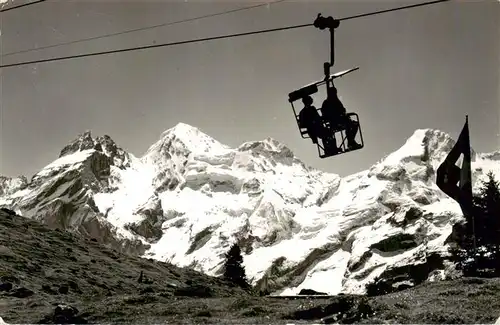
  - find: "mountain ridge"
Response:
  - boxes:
[1,122,499,296]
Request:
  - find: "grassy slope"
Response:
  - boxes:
[1,208,500,324]
[366,277,500,324]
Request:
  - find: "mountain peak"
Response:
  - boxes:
[58,130,132,168]
[59,130,95,158]
[170,122,200,133]
[382,128,458,166]
[144,122,230,159]
[159,122,209,143]
[239,137,294,155]
[368,128,475,182]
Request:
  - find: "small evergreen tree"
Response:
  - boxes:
[223,243,250,289]
[450,171,500,277]
[474,172,500,247]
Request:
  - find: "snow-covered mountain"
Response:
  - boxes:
[1,123,499,295]
[0,0,10,11]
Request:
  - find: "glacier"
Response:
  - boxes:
[1,122,499,296]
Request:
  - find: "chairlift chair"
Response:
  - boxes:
[288,68,364,158]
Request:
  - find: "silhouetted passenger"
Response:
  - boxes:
[321,86,361,150]
[322,135,339,155]
[299,95,323,144]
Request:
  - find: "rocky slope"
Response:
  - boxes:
[1,123,499,296]
[4,207,500,325]
[0,208,250,324]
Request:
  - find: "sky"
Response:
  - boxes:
[0,0,499,179]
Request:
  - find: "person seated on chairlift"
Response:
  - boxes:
[320,86,362,150]
[299,95,324,145]
[321,134,340,155]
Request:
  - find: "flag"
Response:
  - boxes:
[436,116,473,218]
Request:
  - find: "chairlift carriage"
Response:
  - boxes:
[288,67,364,158]
[288,14,364,158]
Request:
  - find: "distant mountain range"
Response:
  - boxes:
[2,123,499,295]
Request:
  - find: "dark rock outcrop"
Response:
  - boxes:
[38,304,88,324]
[173,284,214,298]
[366,252,445,296]
[287,295,373,324]
[370,233,419,252]
[9,287,34,298]
[0,176,28,196]
[298,288,327,295]
[125,197,166,243]
[255,243,341,294]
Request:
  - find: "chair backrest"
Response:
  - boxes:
[288,84,319,102]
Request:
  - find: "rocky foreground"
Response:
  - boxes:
[1,208,500,324]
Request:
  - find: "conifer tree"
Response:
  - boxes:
[450,171,500,276]
[474,172,500,246]
[223,243,250,289]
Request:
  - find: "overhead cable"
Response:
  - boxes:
[2,0,287,57]
[0,23,312,69]
[339,0,451,22]
[0,0,453,69]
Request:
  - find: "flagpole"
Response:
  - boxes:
[466,115,477,253]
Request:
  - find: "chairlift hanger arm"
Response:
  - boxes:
[313,14,340,80]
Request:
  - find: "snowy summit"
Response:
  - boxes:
[1,123,499,295]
